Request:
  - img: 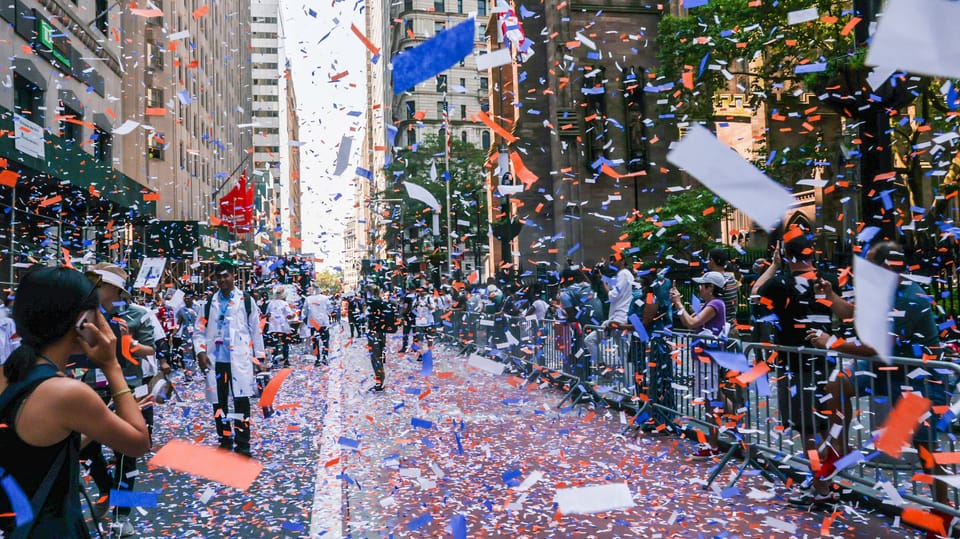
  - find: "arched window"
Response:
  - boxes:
[481,130,490,150]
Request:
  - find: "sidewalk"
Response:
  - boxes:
[119,324,920,538]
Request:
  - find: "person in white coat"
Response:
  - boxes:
[302,287,332,367]
[265,287,296,368]
[195,261,265,457]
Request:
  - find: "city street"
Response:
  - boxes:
[108,323,922,538]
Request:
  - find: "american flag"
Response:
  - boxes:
[442,91,451,162]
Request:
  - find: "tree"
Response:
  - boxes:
[653,0,957,255]
[314,269,343,293]
[625,187,730,262]
[380,135,489,270]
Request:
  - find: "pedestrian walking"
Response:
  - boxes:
[194,261,265,457]
[303,287,333,366]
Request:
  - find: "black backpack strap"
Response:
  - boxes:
[244,293,253,317]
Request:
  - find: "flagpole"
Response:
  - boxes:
[444,74,453,280]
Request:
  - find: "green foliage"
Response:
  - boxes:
[655,0,857,121]
[380,135,488,257]
[625,187,729,261]
[315,269,343,293]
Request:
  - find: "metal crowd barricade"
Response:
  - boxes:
[581,324,640,404]
[736,342,960,518]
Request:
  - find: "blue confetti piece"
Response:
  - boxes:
[518,4,535,18]
[0,472,33,527]
[719,485,739,498]
[501,469,522,485]
[451,514,467,539]
[628,314,649,342]
[421,349,433,376]
[109,489,159,508]
[392,18,475,94]
[685,0,709,8]
[405,387,422,396]
[338,437,360,449]
[283,521,305,532]
[454,432,463,455]
[355,167,373,180]
[407,513,433,531]
[411,417,433,429]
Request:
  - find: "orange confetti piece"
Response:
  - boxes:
[39,195,62,208]
[0,170,19,188]
[258,368,292,410]
[902,507,947,536]
[192,5,209,18]
[350,23,380,55]
[119,334,139,365]
[148,439,263,490]
[329,70,349,82]
[143,192,161,201]
[476,111,517,144]
[875,393,932,458]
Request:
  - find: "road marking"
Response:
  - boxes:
[309,340,344,538]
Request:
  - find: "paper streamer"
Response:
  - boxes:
[875,393,932,458]
[392,18,475,93]
[148,439,263,490]
[666,125,793,230]
[403,181,441,212]
[853,256,899,363]
[866,0,960,79]
[333,135,353,176]
[258,367,292,410]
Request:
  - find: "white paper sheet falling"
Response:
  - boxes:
[467,353,505,375]
[555,482,635,515]
[666,125,793,230]
[853,256,899,363]
[112,120,140,135]
[476,48,512,70]
[866,0,960,79]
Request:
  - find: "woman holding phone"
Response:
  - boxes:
[0,266,151,537]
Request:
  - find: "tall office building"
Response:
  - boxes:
[283,61,302,253]
[390,0,491,151]
[250,0,285,254]
[119,0,252,224]
[0,0,156,277]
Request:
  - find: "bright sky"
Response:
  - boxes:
[281,0,368,271]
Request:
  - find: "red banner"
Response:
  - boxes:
[218,170,255,232]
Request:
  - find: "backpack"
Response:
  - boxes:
[204,292,253,323]
[0,364,86,538]
[559,282,603,326]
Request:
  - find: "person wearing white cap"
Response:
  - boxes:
[81,262,159,535]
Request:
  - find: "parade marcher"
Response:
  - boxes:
[265,287,296,368]
[348,294,364,339]
[80,263,158,535]
[303,287,333,366]
[583,254,634,367]
[0,266,150,538]
[174,294,199,372]
[194,261,266,457]
[365,285,398,392]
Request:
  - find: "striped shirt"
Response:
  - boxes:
[720,272,739,325]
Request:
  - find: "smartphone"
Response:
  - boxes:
[75,310,97,343]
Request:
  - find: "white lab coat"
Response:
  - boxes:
[265,299,295,334]
[303,294,331,328]
[194,288,265,402]
[138,305,166,378]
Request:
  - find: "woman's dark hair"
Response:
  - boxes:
[4,266,99,383]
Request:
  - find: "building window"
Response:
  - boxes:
[459,77,465,88]
[434,21,443,34]
[95,0,108,33]
[436,74,447,92]
[457,0,463,12]
[404,0,413,10]
[461,131,467,143]
[481,130,490,150]
[460,104,466,119]
[147,42,164,70]
[13,74,43,125]
[479,76,488,91]
[148,132,164,160]
[478,24,486,41]
[60,106,82,144]
[147,87,164,108]
[407,129,416,147]
[433,0,443,11]
[437,101,446,120]
[406,100,416,120]
[93,129,112,162]
[478,0,486,16]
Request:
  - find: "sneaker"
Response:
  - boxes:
[691,444,721,460]
[787,488,838,507]
[91,497,110,520]
[115,518,135,537]
[235,447,252,458]
[368,385,385,393]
